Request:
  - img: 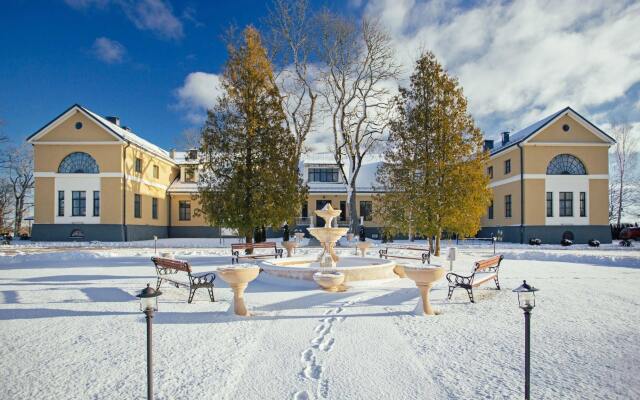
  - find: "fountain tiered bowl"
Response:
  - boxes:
[260,204,398,285]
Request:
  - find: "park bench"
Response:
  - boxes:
[231,241,283,264]
[446,254,503,303]
[151,257,216,304]
[379,246,431,264]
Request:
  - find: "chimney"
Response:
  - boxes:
[501,131,510,145]
[105,116,120,126]
[483,140,494,151]
[122,126,132,132]
[170,149,176,158]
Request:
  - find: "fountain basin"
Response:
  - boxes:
[403,265,445,316]
[260,256,397,282]
[217,264,260,316]
[313,271,345,292]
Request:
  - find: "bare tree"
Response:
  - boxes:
[316,11,400,232]
[610,121,638,225]
[265,0,318,162]
[4,145,34,235]
[0,178,12,233]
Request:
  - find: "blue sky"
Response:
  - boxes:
[2,0,639,151]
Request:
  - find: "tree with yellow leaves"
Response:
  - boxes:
[376,52,491,255]
[199,26,306,243]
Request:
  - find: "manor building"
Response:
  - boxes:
[27,104,615,243]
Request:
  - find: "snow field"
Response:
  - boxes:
[0,244,639,399]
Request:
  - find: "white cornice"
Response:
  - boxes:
[33,141,122,145]
[524,142,611,147]
[489,174,609,188]
[34,172,168,190]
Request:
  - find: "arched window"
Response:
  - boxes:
[58,152,99,173]
[546,154,586,175]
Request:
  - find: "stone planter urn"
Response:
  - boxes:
[355,241,372,257]
[346,233,355,242]
[281,241,298,257]
[216,265,260,316]
[403,265,446,315]
[393,264,407,278]
[313,271,345,292]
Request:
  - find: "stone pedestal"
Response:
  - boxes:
[282,241,298,257]
[294,232,305,242]
[217,265,260,316]
[403,266,445,315]
[355,241,372,257]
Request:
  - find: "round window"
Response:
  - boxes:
[562,124,570,132]
[75,122,83,130]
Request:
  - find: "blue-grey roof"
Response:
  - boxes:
[489,107,569,156]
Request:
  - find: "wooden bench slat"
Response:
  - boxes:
[446,255,503,303]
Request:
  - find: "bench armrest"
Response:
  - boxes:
[190,272,216,286]
[276,248,283,258]
[446,271,473,287]
[379,249,388,258]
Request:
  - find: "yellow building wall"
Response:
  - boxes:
[37,110,120,142]
[589,179,609,225]
[100,178,124,225]
[524,179,546,225]
[170,194,209,227]
[34,177,55,224]
[33,144,123,173]
[529,115,609,144]
[480,180,521,227]
[487,147,520,182]
[523,146,609,175]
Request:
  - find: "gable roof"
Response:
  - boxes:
[26,104,176,165]
[489,106,616,156]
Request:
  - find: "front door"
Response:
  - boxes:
[315,200,332,227]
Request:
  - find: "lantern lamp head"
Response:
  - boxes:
[512,280,538,311]
[136,283,162,311]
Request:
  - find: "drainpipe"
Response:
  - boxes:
[518,143,524,244]
[122,142,130,241]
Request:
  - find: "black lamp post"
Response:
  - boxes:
[512,280,539,400]
[136,284,162,400]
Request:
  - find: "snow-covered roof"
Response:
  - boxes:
[167,179,198,193]
[171,151,200,165]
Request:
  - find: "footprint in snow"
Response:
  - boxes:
[303,364,322,380]
[292,390,310,400]
[319,337,335,352]
[301,349,314,362]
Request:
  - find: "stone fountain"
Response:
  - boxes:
[308,204,349,269]
[259,204,397,286]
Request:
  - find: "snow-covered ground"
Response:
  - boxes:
[1,242,639,399]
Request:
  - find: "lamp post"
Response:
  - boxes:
[153,236,158,255]
[136,284,162,400]
[513,280,539,400]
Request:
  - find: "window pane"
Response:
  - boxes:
[488,200,493,219]
[308,168,339,183]
[359,201,372,221]
[547,154,587,175]
[134,194,141,218]
[152,198,158,219]
[72,191,86,216]
[135,158,142,173]
[58,152,99,173]
[58,191,64,217]
[505,195,512,218]
[559,192,573,217]
[179,201,191,221]
[93,191,100,217]
[546,192,553,217]
[580,192,586,217]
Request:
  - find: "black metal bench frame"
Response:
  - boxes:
[231,241,283,264]
[446,255,503,303]
[152,257,215,303]
[379,246,431,264]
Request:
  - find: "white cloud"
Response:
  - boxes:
[175,72,223,124]
[119,0,183,40]
[92,37,126,64]
[363,0,640,135]
[66,0,183,40]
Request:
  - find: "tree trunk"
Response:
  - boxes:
[617,179,623,226]
[14,196,23,236]
[428,236,433,252]
[435,228,442,257]
[349,183,359,235]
